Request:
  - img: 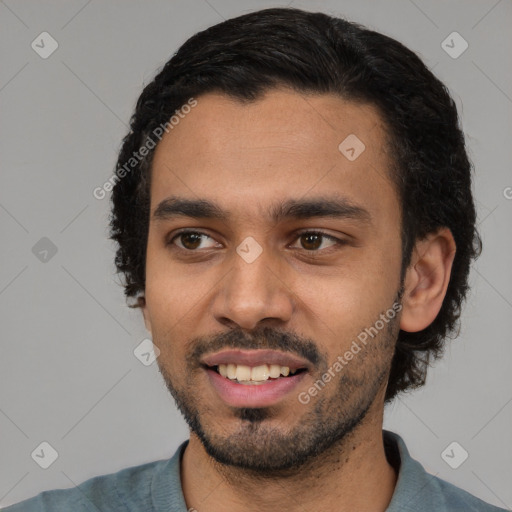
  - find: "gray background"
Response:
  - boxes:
[0,0,511,509]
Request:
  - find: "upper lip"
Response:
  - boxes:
[201,349,311,371]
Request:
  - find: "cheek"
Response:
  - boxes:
[145,237,208,316]
[143,243,201,359]
[290,251,401,351]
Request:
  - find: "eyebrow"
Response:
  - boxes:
[152,195,371,224]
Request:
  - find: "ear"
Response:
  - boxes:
[138,295,153,335]
[400,228,456,332]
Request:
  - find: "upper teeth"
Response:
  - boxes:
[217,363,297,382]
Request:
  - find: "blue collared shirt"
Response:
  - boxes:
[2,431,507,511]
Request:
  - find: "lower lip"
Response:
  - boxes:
[205,368,307,408]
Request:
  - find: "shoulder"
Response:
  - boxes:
[429,473,508,511]
[384,430,507,512]
[1,458,170,512]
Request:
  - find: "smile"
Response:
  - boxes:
[200,351,310,407]
[214,363,304,384]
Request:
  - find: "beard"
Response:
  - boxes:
[157,295,401,476]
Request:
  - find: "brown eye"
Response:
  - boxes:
[179,232,203,250]
[293,231,341,252]
[169,231,218,251]
[300,233,322,250]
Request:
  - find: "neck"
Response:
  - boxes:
[180,406,397,512]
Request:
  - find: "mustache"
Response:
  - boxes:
[186,325,322,368]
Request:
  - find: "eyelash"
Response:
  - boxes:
[167,229,345,253]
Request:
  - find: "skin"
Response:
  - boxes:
[141,88,456,512]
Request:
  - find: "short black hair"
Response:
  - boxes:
[110,7,481,402]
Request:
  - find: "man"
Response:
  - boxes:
[4,7,506,512]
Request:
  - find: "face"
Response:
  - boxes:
[142,89,404,472]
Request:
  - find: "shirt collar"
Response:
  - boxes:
[151,431,447,512]
[384,429,449,511]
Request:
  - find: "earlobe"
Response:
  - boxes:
[400,228,456,333]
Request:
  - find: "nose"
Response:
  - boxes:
[211,242,294,331]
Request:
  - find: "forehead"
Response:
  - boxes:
[149,88,397,226]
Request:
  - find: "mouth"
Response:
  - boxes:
[208,363,307,385]
[201,350,310,407]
